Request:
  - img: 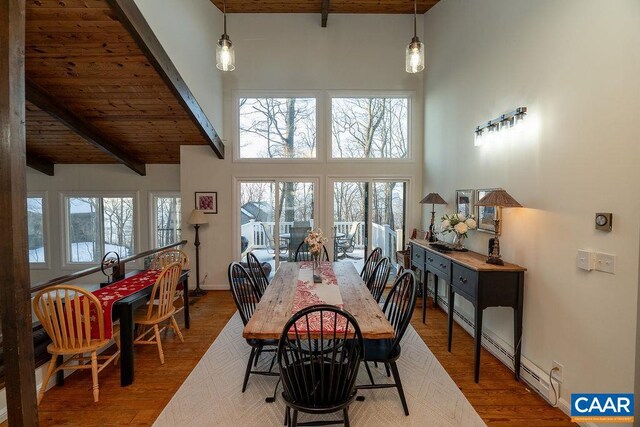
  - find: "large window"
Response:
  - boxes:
[331,96,409,159]
[27,195,46,264]
[151,193,181,248]
[64,195,135,264]
[238,97,317,159]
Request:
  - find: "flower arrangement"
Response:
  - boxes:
[304,228,327,257]
[441,213,477,239]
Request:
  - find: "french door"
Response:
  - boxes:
[330,179,407,277]
[238,178,318,276]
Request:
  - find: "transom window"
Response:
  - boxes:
[64,195,135,264]
[238,97,317,159]
[331,96,409,159]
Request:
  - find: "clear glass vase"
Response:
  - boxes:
[452,233,466,251]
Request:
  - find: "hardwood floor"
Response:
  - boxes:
[17,290,574,426]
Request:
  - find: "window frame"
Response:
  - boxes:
[327,90,415,163]
[233,90,324,163]
[60,191,139,269]
[149,191,182,249]
[27,191,50,269]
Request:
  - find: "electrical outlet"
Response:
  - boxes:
[552,361,563,382]
[595,253,616,274]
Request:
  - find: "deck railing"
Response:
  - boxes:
[241,221,401,257]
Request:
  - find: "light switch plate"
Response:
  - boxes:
[595,252,615,274]
[576,250,595,271]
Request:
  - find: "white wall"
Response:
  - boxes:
[423,0,640,414]
[27,164,180,285]
[178,13,425,289]
[134,0,225,135]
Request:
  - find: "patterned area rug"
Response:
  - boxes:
[154,313,485,426]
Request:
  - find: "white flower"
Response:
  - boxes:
[465,218,477,229]
[457,212,466,221]
[454,222,468,235]
[441,219,450,229]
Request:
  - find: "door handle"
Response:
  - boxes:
[459,276,467,284]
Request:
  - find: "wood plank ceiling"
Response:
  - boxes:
[25,0,215,171]
[210,0,440,14]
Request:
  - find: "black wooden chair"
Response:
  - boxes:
[360,247,382,283]
[366,257,391,303]
[227,262,279,392]
[294,242,330,262]
[278,304,364,426]
[357,270,417,416]
[246,251,270,297]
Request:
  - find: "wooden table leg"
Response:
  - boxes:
[433,274,439,309]
[119,304,135,386]
[474,305,483,383]
[447,287,455,352]
[514,272,524,381]
[55,355,64,386]
[182,274,190,329]
[422,271,427,324]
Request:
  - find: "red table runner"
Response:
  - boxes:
[291,262,348,335]
[88,269,160,339]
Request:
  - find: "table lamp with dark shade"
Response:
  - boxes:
[475,189,522,265]
[188,209,209,296]
[420,193,447,242]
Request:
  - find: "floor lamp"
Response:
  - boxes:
[188,209,208,296]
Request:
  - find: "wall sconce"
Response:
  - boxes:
[474,107,527,146]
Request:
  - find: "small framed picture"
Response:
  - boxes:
[455,189,473,218]
[475,189,500,234]
[195,192,218,214]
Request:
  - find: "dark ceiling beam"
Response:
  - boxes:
[25,79,146,176]
[27,152,55,176]
[108,0,225,159]
[321,0,330,27]
[0,1,39,424]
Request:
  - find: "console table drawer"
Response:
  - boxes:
[411,244,425,269]
[452,264,478,299]
[425,251,450,277]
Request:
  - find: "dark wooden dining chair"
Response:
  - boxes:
[360,247,382,283]
[228,262,279,392]
[366,257,391,303]
[246,251,270,297]
[294,241,330,262]
[278,304,364,427]
[357,270,417,416]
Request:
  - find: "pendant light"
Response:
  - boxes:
[405,0,425,73]
[216,0,235,72]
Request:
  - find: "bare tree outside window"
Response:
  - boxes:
[154,196,181,248]
[332,97,409,159]
[239,97,317,159]
[27,196,45,263]
[67,196,134,263]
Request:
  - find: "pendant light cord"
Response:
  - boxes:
[413,0,417,38]
[223,0,227,36]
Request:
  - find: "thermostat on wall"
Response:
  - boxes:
[595,213,612,232]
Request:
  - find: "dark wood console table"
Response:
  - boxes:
[410,239,526,383]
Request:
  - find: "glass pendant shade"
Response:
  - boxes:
[406,38,424,73]
[216,36,235,72]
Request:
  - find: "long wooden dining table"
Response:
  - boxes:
[243,262,395,340]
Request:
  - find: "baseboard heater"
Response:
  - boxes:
[426,289,575,422]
